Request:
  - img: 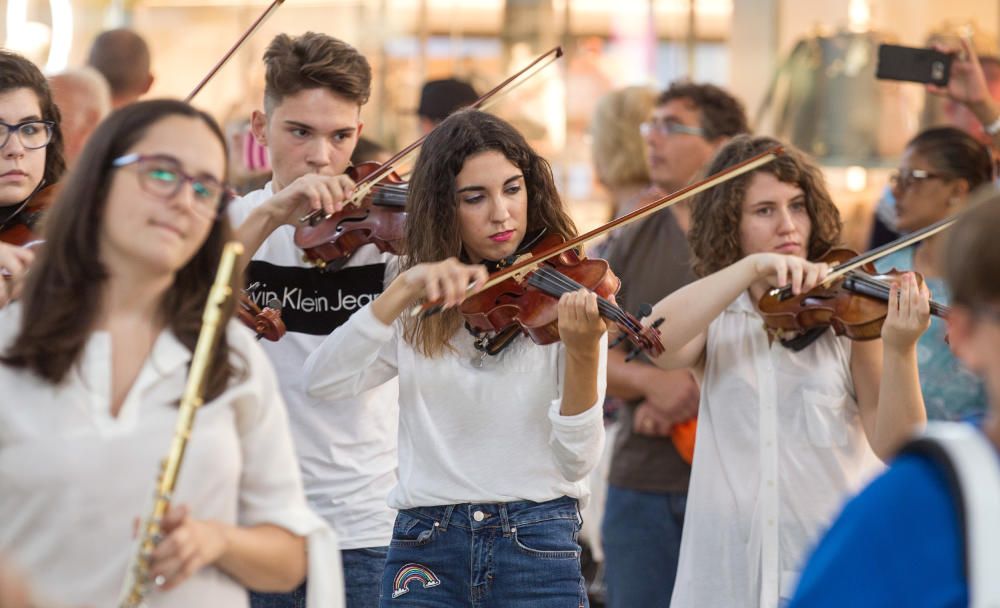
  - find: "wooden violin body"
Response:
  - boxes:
[758,247,945,342]
[294,162,407,268]
[459,234,664,356]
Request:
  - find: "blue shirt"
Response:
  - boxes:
[875,246,987,422]
[790,452,968,607]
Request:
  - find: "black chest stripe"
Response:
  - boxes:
[247,260,387,335]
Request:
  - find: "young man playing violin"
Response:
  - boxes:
[227,32,398,608]
[0,50,66,307]
[646,135,931,608]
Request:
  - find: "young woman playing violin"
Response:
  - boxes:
[875,126,992,422]
[646,135,931,608]
[0,50,66,307]
[305,109,607,608]
[0,99,341,607]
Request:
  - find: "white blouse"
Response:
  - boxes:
[0,304,343,608]
[303,304,607,509]
[670,292,882,608]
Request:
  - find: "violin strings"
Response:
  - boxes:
[528,266,639,331]
[846,270,950,316]
[527,268,627,325]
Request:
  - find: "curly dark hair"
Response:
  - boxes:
[263,32,371,112]
[688,135,842,277]
[0,49,66,190]
[657,81,749,140]
[402,109,577,356]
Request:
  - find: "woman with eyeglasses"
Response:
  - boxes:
[0,50,66,307]
[876,126,993,422]
[0,99,342,607]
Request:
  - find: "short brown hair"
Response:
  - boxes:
[263,32,371,113]
[657,81,749,141]
[943,187,1000,310]
[0,50,66,188]
[688,135,842,277]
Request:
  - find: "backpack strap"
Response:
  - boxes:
[900,422,1000,607]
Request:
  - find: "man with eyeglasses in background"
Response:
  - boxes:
[599,82,748,608]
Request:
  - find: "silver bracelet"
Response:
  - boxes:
[985,114,1000,136]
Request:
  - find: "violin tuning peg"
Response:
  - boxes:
[651,317,665,329]
[266,297,282,311]
[637,303,653,320]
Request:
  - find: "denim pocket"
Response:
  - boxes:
[512,517,581,559]
[390,511,438,548]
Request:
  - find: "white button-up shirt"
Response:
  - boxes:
[0,304,343,608]
[670,292,882,608]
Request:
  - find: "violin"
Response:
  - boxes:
[237,291,286,341]
[458,233,664,357]
[757,212,960,346]
[759,247,949,347]
[293,162,407,268]
[0,182,58,247]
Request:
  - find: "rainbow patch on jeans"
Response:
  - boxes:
[391,563,441,598]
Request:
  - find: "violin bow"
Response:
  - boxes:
[768,212,961,301]
[184,0,286,102]
[410,147,783,316]
[300,46,565,225]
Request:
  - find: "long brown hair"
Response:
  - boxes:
[688,135,842,277]
[2,99,241,401]
[403,109,577,356]
[0,49,66,190]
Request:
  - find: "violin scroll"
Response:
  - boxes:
[237,292,286,341]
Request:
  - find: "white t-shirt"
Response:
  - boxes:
[0,304,342,608]
[670,292,883,608]
[304,303,608,509]
[228,184,398,550]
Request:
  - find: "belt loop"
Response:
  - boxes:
[439,504,455,531]
[499,503,512,536]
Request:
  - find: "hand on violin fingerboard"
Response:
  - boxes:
[880,272,931,353]
[557,289,607,354]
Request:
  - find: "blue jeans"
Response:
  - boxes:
[250,546,388,608]
[380,496,587,607]
[600,485,686,608]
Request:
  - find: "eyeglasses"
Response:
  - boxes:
[889,168,949,192]
[112,153,231,220]
[0,120,54,150]
[639,120,706,138]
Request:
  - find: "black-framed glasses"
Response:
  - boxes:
[639,120,706,138]
[889,168,949,192]
[112,153,231,219]
[0,120,54,150]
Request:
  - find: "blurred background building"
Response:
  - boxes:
[2,0,997,248]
